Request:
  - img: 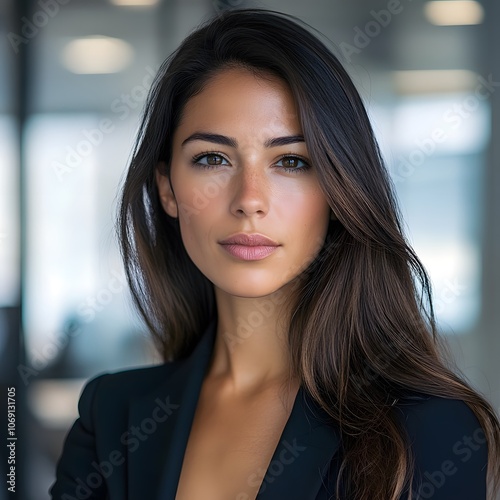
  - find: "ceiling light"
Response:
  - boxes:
[392,69,477,94]
[424,1,484,26]
[109,0,159,5]
[61,36,134,74]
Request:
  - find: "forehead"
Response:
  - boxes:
[174,67,301,137]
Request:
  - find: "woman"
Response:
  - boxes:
[50,8,500,500]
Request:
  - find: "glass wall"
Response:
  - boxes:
[0,0,19,308]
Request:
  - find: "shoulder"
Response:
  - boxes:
[395,392,485,441]
[394,393,488,499]
[84,361,179,391]
[50,362,182,497]
[76,361,182,417]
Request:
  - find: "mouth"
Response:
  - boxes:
[218,233,280,261]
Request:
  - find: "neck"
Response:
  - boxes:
[207,285,297,396]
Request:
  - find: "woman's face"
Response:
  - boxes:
[156,67,332,298]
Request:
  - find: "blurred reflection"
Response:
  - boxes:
[387,92,489,332]
[0,116,19,306]
[24,114,152,372]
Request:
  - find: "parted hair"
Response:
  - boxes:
[117,8,500,499]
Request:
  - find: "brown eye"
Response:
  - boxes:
[206,154,223,165]
[282,157,299,168]
[276,155,310,174]
[191,152,229,169]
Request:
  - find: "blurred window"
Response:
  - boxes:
[387,93,488,333]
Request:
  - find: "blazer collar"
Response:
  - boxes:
[127,316,341,500]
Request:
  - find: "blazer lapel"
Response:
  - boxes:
[127,315,218,500]
[256,386,341,499]
[127,315,341,500]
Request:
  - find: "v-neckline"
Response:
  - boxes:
[127,316,341,500]
[175,379,302,500]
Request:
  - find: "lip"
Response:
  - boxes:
[218,233,279,246]
[218,233,280,261]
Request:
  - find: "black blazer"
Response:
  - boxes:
[50,317,488,499]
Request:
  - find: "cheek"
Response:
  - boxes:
[174,168,227,218]
[176,216,211,275]
[174,180,220,249]
[177,209,210,248]
[278,183,330,227]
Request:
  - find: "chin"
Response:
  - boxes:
[232,289,278,299]
[215,281,286,300]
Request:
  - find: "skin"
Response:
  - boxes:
[156,67,333,498]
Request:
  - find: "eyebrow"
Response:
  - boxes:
[181,132,305,149]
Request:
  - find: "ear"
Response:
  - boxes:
[155,163,178,218]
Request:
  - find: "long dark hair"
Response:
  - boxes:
[118,8,500,499]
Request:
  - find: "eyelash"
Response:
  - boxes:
[190,151,311,174]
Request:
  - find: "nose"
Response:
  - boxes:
[229,165,269,218]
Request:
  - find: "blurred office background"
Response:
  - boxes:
[0,0,499,498]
